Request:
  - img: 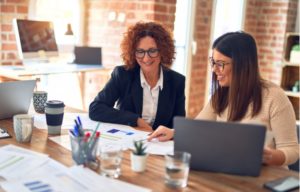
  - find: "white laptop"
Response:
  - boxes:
[0,80,36,119]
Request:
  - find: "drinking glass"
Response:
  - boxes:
[165,151,191,187]
[99,143,122,178]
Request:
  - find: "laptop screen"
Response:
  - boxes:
[74,47,102,65]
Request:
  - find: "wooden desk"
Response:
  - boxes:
[0,107,298,192]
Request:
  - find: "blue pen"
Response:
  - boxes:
[74,125,80,137]
[77,116,82,126]
[77,117,85,136]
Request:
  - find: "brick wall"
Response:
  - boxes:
[84,0,177,110]
[186,0,213,118]
[244,0,298,85]
[0,0,29,66]
[85,0,177,67]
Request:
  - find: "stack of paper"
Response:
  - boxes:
[0,145,67,180]
[0,166,151,192]
[0,145,152,192]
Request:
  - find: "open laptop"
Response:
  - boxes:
[0,80,36,119]
[70,46,103,66]
[173,117,266,177]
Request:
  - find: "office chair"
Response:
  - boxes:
[288,124,299,172]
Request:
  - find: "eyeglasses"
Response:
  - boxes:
[208,57,231,72]
[134,49,160,59]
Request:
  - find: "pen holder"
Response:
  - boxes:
[69,131,100,170]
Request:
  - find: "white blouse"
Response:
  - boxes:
[140,67,163,127]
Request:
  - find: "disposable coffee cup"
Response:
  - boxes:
[44,100,65,135]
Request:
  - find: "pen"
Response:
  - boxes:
[81,132,90,163]
[87,122,100,147]
[74,120,82,136]
[83,132,91,143]
[74,125,80,137]
[89,132,100,150]
[88,132,100,160]
[76,117,85,136]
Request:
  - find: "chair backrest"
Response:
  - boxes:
[288,125,299,172]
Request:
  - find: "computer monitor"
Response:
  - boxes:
[13,19,59,60]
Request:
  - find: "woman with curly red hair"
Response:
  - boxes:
[89,22,186,131]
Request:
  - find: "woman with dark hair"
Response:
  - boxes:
[148,31,299,167]
[89,22,186,131]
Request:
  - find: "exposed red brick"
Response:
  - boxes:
[17,6,28,14]
[164,0,176,3]
[272,2,289,7]
[267,56,282,61]
[8,34,16,41]
[14,62,23,66]
[126,3,137,10]
[169,6,176,13]
[2,62,13,66]
[1,34,7,41]
[1,24,13,32]
[7,52,17,60]
[126,12,135,19]
[154,5,167,12]
[142,4,148,10]
[2,43,19,51]
[263,9,279,14]
[109,2,124,10]
[87,2,107,9]
[1,5,15,13]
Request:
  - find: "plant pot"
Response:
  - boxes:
[130,152,148,172]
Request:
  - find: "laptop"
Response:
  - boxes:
[0,80,36,119]
[173,117,266,177]
[71,46,103,66]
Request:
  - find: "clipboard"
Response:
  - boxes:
[0,126,12,139]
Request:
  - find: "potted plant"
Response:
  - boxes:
[131,140,148,172]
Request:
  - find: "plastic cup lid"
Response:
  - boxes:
[44,100,65,108]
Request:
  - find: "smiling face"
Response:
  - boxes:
[212,48,232,87]
[135,36,161,75]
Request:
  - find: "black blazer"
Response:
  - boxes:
[89,65,186,130]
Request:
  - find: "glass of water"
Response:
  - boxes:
[165,151,191,187]
[99,143,123,178]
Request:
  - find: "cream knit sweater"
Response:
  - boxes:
[196,81,299,166]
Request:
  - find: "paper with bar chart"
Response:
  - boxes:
[0,165,152,192]
[0,151,49,180]
[49,122,151,151]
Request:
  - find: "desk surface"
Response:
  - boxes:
[0,64,113,79]
[0,106,298,192]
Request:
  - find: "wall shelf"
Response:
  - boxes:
[280,32,300,121]
[283,90,300,98]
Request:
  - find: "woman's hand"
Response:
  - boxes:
[262,148,273,164]
[137,117,153,131]
[147,126,174,142]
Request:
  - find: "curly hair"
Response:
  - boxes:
[120,21,175,70]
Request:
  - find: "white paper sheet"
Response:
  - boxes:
[127,139,174,156]
[0,151,49,180]
[0,166,152,192]
[264,131,276,147]
[27,159,69,177]
[0,144,48,157]
[49,123,151,152]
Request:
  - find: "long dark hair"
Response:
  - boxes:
[211,31,263,121]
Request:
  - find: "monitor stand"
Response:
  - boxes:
[23,58,50,67]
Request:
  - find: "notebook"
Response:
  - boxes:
[0,126,12,139]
